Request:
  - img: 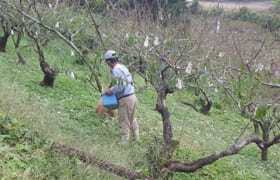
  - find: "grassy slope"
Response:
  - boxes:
[0,35,279,179]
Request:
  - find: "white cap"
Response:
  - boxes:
[104,50,117,60]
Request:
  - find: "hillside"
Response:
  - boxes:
[0,1,280,179]
[0,34,279,180]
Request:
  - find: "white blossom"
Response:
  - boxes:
[208,82,213,87]
[10,29,14,35]
[144,35,149,47]
[125,33,129,38]
[215,87,218,93]
[153,36,160,46]
[70,72,75,79]
[255,63,264,72]
[55,21,60,28]
[176,78,182,89]
[185,62,192,74]
[48,3,52,8]
[218,51,224,58]
[216,20,220,32]
[70,50,75,56]
[160,13,164,21]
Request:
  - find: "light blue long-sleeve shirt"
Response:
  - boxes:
[109,63,134,99]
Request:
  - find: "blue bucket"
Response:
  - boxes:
[101,93,119,110]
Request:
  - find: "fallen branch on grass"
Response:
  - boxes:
[51,141,154,180]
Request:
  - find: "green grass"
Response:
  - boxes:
[0,36,280,180]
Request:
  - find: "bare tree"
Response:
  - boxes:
[102,6,280,173]
[212,21,280,161]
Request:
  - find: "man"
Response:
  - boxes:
[104,50,139,143]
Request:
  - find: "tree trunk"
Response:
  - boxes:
[261,148,268,161]
[261,130,269,161]
[200,97,212,114]
[12,31,25,65]
[16,47,25,65]
[156,87,179,158]
[199,87,212,114]
[26,29,55,87]
[0,31,9,52]
[253,119,259,134]
[37,42,55,87]
[39,60,55,87]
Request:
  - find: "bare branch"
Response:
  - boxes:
[248,33,268,65]
[230,30,245,68]
[232,119,252,145]
[261,82,280,88]
[181,101,199,112]
[223,86,243,112]
[84,0,106,51]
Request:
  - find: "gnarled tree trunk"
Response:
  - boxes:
[26,30,55,87]
[35,38,55,87]
[156,86,179,158]
[261,128,269,161]
[39,60,55,87]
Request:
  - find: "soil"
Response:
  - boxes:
[199,0,274,12]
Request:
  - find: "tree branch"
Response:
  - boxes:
[52,141,154,180]
[164,136,263,173]
[181,100,199,112]
[164,134,280,173]
[84,0,106,51]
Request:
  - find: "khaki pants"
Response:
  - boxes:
[118,94,139,142]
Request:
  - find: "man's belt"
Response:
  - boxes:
[119,93,134,99]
